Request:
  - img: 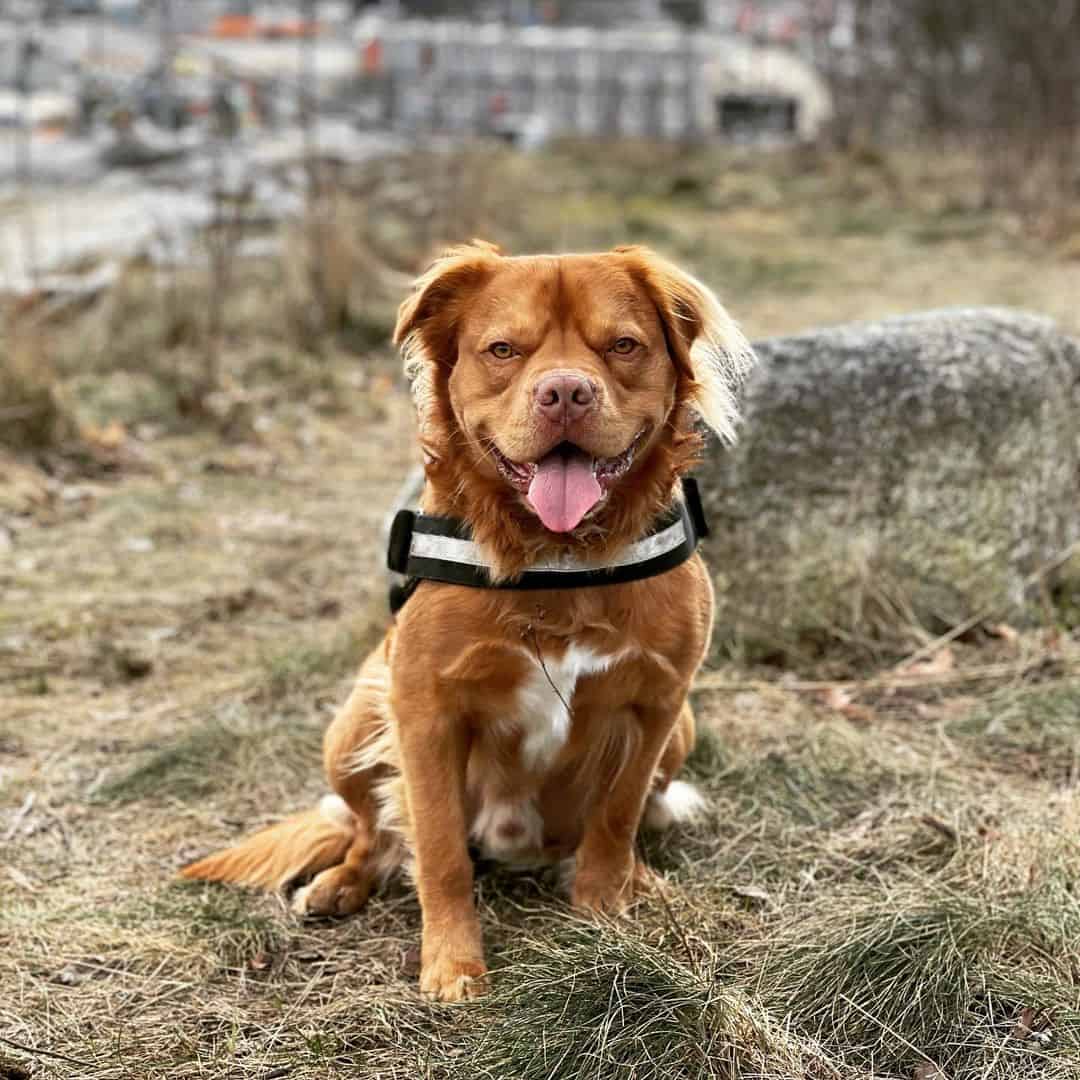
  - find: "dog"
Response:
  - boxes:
[181,242,754,1001]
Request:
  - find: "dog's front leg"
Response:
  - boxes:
[572,693,685,914]
[395,699,486,1001]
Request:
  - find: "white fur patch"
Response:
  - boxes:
[644,779,707,830]
[515,645,626,770]
[290,881,317,915]
[318,793,356,829]
[470,798,544,860]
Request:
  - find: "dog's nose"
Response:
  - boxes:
[534,373,596,425]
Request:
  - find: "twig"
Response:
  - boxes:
[638,838,695,969]
[3,792,35,843]
[0,1034,98,1070]
[836,993,941,1071]
[693,658,1076,696]
[525,624,574,721]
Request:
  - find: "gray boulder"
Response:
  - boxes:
[700,308,1080,667]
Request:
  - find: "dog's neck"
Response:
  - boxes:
[419,431,703,582]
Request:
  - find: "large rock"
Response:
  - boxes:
[700,309,1080,667]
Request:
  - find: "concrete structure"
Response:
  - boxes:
[355,17,831,141]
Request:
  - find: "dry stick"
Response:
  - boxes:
[889,537,1080,673]
[3,792,35,843]
[693,657,1078,696]
[0,1034,98,1071]
[526,624,573,721]
[642,842,695,969]
[835,994,941,1072]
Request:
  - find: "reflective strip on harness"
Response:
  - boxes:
[387,476,708,613]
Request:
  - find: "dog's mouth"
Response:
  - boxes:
[490,428,649,533]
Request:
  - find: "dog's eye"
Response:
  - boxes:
[611,337,639,355]
[488,341,516,361]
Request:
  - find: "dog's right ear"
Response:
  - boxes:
[393,240,501,352]
[395,240,501,435]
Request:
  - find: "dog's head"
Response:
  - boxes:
[395,242,753,576]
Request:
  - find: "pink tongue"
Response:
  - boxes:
[527,447,602,533]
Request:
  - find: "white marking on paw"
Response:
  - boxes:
[644,779,707,830]
[318,793,355,828]
[290,881,315,915]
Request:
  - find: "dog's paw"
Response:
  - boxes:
[291,864,372,918]
[644,780,708,830]
[419,950,488,1002]
[572,856,661,915]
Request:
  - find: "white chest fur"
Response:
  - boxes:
[514,644,624,770]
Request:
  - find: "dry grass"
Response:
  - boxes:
[0,316,77,451]
[1,142,1079,1078]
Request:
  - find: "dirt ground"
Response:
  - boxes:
[2,143,1080,1079]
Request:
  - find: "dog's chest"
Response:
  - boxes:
[513,643,623,771]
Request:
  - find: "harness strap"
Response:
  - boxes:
[387,477,708,614]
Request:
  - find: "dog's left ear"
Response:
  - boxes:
[616,246,755,445]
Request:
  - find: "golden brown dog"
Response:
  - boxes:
[182,242,753,1001]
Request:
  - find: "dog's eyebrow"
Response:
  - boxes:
[472,325,539,345]
[581,321,650,346]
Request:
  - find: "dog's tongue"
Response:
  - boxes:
[527,446,601,533]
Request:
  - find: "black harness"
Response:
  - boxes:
[387,477,709,613]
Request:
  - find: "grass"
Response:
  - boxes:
[1,141,1079,1077]
[460,924,844,1080]
[137,882,289,965]
[0,317,76,450]
[756,887,1080,1079]
[946,681,1080,782]
[89,714,300,806]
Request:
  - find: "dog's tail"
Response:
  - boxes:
[180,794,356,891]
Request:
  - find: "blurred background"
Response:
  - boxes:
[2,0,1079,446]
[3,0,1079,423]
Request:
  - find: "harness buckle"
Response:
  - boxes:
[387,509,416,575]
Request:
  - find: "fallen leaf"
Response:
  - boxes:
[820,685,853,711]
[81,419,127,450]
[817,685,875,724]
[1010,1005,1053,1044]
[901,647,955,677]
[913,1064,947,1080]
[919,815,958,844]
[731,884,771,904]
[986,623,1019,645]
[53,964,86,986]
[402,945,422,977]
[1011,1006,1037,1039]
